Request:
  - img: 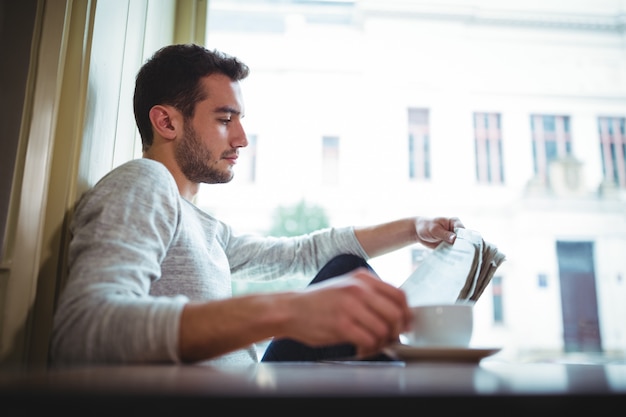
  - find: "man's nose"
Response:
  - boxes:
[232,121,248,147]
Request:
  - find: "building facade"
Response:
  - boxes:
[199,0,626,358]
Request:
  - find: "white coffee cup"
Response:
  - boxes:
[403,303,474,347]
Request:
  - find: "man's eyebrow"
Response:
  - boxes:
[214,106,241,115]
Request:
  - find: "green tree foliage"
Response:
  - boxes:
[267,199,330,237]
[232,200,331,296]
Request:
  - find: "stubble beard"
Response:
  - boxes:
[175,122,234,184]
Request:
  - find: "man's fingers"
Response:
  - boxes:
[349,270,411,343]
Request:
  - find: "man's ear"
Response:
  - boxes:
[149,105,179,140]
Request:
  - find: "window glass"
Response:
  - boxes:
[474,112,504,184]
[598,116,626,188]
[322,135,340,185]
[202,0,626,360]
[408,108,430,181]
[530,114,572,181]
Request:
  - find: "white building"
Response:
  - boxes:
[198,0,626,360]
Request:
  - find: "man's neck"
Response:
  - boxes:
[142,153,199,202]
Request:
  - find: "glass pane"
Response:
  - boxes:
[201,0,626,362]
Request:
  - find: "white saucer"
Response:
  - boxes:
[382,343,501,363]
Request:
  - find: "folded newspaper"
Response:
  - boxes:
[400,228,506,306]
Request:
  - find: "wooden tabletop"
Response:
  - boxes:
[2,358,625,414]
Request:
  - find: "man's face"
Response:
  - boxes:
[175,74,247,184]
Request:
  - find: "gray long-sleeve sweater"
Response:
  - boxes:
[50,158,367,366]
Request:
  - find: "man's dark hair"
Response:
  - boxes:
[133,43,250,151]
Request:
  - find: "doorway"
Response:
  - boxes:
[557,241,602,353]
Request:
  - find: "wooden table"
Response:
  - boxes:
[2,357,625,414]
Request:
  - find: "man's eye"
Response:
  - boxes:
[219,118,232,125]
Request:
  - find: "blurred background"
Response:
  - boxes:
[197,0,626,361]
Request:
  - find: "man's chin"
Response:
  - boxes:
[203,173,234,184]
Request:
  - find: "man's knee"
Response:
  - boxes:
[310,254,373,285]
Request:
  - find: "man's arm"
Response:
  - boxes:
[178,268,412,362]
[353,216,465,258]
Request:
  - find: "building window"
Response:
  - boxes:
[530,114,572,182]
[411,248,429,270]
[322,135,339,185]
[408,108,430,180]
[598,116,626,188]
[537,273,548,288]
[239,134,257,183]
[473,112,504,184]
[491,275,503,324]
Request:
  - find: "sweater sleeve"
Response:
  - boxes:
[50,159,188,366]
[225,224,370,283]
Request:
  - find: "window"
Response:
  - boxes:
[473,112,504,184]
[530,114,572,182]
[411,248,429,270]
[239,133,257,183]
[201,0,626,360]
[408,108,430,180]
[491,276,504,324]
[322,135,339,185]
[598,116,626,188]
[537,273,548,288]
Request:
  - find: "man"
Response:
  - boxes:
[50,44,464,366]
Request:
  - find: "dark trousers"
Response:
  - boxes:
[261,254,396,362]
